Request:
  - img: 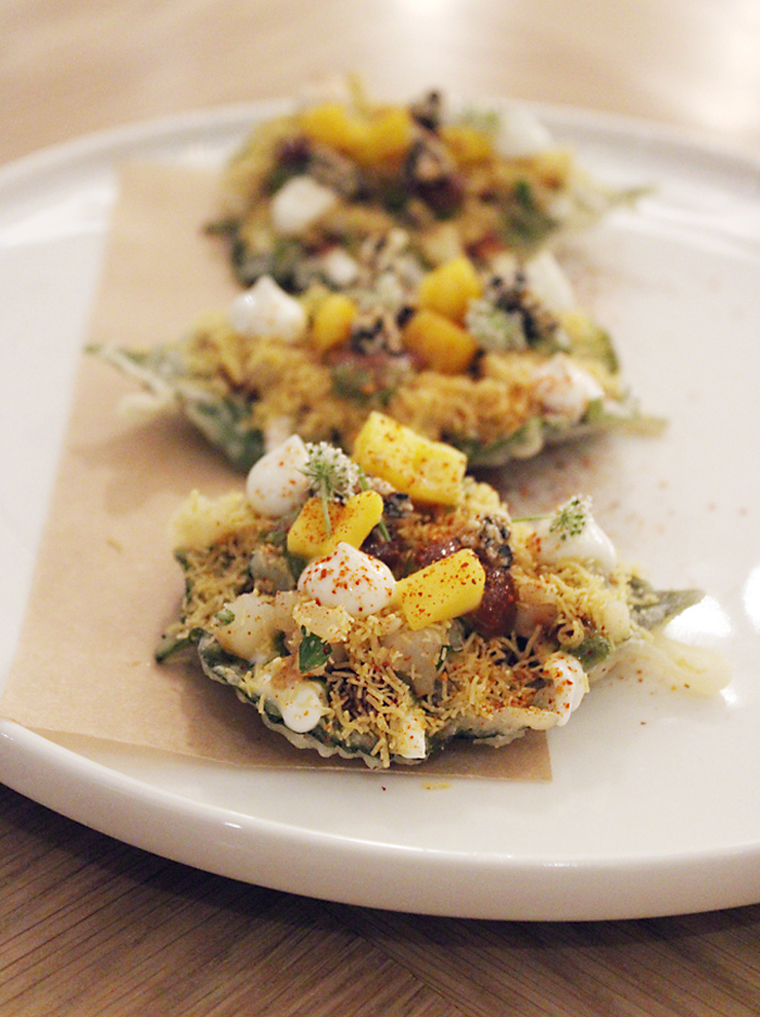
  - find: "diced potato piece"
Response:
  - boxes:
[292,598,353,644]
[416,256,482,324]
[287,490,384,560]
[311,293,357,354]
[170,491,254,552]
[416,222,466,267]
[395,550,486,630]
[214,591,278,661]
[440,124,494,165]
[402,308,479,374]
[351,412,466,506]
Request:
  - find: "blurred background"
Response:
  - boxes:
[3,0,760,166]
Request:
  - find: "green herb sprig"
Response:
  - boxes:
[300,442,389,542]
[549,496,590,541]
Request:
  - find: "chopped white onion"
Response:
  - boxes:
[318,246,360,287]
[542,651,589,726]
[271,175,339,236]
[533,353,605,424]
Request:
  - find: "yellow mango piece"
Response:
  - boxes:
[352,108,415,166]
[351,412,466,506]
[402,308,479,375]
[298,103,369,156]
[440,124,494,165]
[416,256,482,324]
[396,550,486,630]
[311,293,357,354]
[298,104,413,168]
[287,490,384,560]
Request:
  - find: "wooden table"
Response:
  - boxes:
[2,2,760,1013]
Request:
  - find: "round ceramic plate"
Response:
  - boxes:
[1,99,759,921]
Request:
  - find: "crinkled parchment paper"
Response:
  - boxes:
[0,161,550,780]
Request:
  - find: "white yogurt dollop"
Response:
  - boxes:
[246,434,311,517]
[298,542,397,617]
[229,275,307,343]
[533,496,618,575]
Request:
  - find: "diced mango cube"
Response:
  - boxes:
[402,308,479,375]
[287,490,384,560]
[395,550,486,630]
[311,293,357,354]
[298,103,369,157]
[440,124,494,165]
[351,412,466,506]
[416,256,482,324]
[351,108,415,166]
[298,104,414,168]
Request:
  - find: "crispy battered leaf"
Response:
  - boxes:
[449,396,663,468]
[571,634,612,669]
[155,627,206,663]
[628,577,704,630]
[88,344,265,472]
[500,179,558,253]
[569,581,703,671]
[181,391,264,472]
[195,633,382,764]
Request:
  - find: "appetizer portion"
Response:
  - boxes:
[211,80,638,289]
[159,414,714,769]
[91,243,655,471]
[91,82,654,470]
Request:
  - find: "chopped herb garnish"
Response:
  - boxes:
[549,496,590,541]
[571,633,611,668]
[436,644,453,671]
[273,630,289,658]
[215,607,235,626]
[298,628,332,673]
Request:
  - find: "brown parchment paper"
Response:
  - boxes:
[0,160,551,780]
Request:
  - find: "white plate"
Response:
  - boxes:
[1,100,759,921]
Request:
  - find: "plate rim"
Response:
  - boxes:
[4,716,760,921]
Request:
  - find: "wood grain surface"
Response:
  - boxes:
[3,783,760,1016]
[2,1,760,1013]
